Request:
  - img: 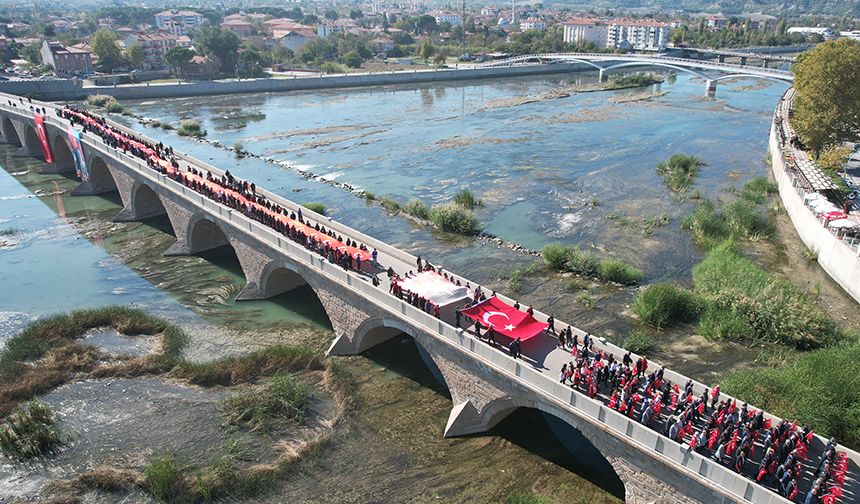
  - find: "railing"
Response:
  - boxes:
[0,96,851,504]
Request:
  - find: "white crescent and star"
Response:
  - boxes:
[482,311,517,331]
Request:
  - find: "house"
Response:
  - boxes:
[262,18,310,36]
[706,17,728,31]
[273,28,317,52]
[481,6,499,17]
[429,11,463,27]
[562,18,607,47]
[519,18,546,31]
[221,19,254,37]
[606,19,669,51]
[185,54,219,79]
[371,36,395,54]
[155,10,204,36]
[317,19,359,38]
[222,12,268,24]
[40,40,93,76]
[124,31,191,70]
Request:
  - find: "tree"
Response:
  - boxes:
[126,42,145,70]
[791,39,860,155]
[302,14,320,25]
[416,15,437,35]
[21,43,42,65]
[343,49,363,68]
[349,9,363,20]
[165,46,194,76]
[325,10,339,20]
[238,47,265,77]
[194,26,240,73]
[90,29,124,72]
[418,38,435,62]
[41,23,56,37]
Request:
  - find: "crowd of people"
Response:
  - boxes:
[57,106,379,276]
[45,101,851,504]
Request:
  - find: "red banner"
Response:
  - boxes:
[461,296,548,341]
[33,114,53,164]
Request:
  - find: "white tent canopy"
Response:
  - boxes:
[398,271,469,306]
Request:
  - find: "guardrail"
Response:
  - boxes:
[2,96,851,504]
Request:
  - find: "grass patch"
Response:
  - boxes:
[302,202,326,216]
[402,199,430,220]
[633,283,701,328]
[577,291,596,309]
[224,371,311,430]
[622,329,658,355]
[542,244,641,285]
[0,399,65,460]
[740,176,778,204]
[378,196,401,213]
[144,455,188,501]
[0,227,19,236]
[723,341,860,450]
[682,197,773,250]
[802,245,818,262]
[429,203,481,235]
[508,490,551,504]
[609,213,672,237]
[453,188,483,209]
[656,154,703,193]
[362,191,376,201]
[173,345,322,387]
[608,73,662,89]
[692,241,840,349]
[86,94,125,114]
[507,262,540,293]
[176,119,207,138]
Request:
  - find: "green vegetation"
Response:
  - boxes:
[0,227,19,236]
[86,94,126,114]
[362,191,376,201]
[622,329,658,355]
[507,490,551,504]
[144,455,187,502]
[577,291,596,309]
[453,188,483,210]
[792,39,860,155]
[402,199,430,220]
[608,73,662,89]
[656,154,704,193]
[607,213,671,237]
[587,196,600,208]
[377,196,401,213]
[692,241,840,349]
[682,196,774,250]
[176,119,207,138]
[173,345,322,388]
[541,244,642,285]
[739,176,778,204]
[507,262,540,294]
[429,203,481,235]
[0,399,65,460]
[633,283,701,328]
[802,245,819,262]
[302,202,326,216]
[723,342,860,449]
[232,141,246,157]
[224,372,311,430]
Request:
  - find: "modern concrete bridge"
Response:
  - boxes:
[476,52,794,94]
[0,94,855,504]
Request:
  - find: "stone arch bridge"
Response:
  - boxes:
[0,95,854,504]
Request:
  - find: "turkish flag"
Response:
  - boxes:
[461,297,549,341]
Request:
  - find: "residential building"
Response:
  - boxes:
[155,10,204,36]
[606,19,669,51]
[371,36,395,54]
[40,40,93,76]
[481,6,499,16]
[0,35,9,61]
[706,17,728,30]
[185,54,218,79]
[562,18,607,47]
[124,31,191,70]
[221,19,254,37]
[520,18,546,31]
[274,28,317,52]
[787,26,835,39]
[429,11,463,27]
[317,19,359,38]
[222,12,267,23]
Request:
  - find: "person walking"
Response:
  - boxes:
[547,313,556,335]
[455,308,462,328]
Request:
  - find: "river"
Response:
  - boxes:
[0,71,799,502]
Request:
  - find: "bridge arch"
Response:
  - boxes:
[50,133,75,172]
[253,260,334,329]
[479,396,625,499]
[130,182,169,221]
[1,116,20,146]
[600,61,711,81]
[88,155,119,193]
[186,213,231,254]
[711,73,793,84]
[23,124,42,159]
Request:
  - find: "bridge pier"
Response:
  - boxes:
[718,55,725,63]
[763,59,769,69]
[740,56,747,66]
[598,68,608,82]
[704,79,717,97]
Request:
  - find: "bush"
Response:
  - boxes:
[362,191,376,201]
[542,243,570,270]
[565,247,600,277]
[176,119,207,138]
[302,202,326,215]
[609,73,661,89]
[681,199,732,250]
[0,399,65,460]
[144,455,188,501]
[722,342,860,449]
[692,241,841,349]
[85,94,113,107]
[403,199,430,220]
[453,188,483,209]
[623,329,658,355]
[507,491,551,504]
[598,258,643,285]
[722,198,774,240]
[224,371,311,429]
[633,283,701,328]
[656,154,703,192]
[104,100,125,114]
[378,196,401,213]
[429,203,481,235]
[741,177,778,204]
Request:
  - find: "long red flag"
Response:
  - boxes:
[461,296,548,341]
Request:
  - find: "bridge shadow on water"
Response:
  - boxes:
[362,334,625,501]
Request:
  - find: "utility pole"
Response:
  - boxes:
[511,0,516,25]
[461,0,466,55]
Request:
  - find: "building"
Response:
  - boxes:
[220,19,254,37]
[273,28,317,52]
[316,19,359,38]
[124,31,191,70]
[185,54,219,79]
[706,17,728,30]
[429,11,463,27]
[787,26,835,39]
[40,40,93,76]
[371,36,395,54]
[480,6,499,16]
[519,18,546,31]
[154,10,204,36]
[562,19,607,47]
[606,19,669,51]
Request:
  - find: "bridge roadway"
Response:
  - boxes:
[474,52,794,94]
[1,93,857,504]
